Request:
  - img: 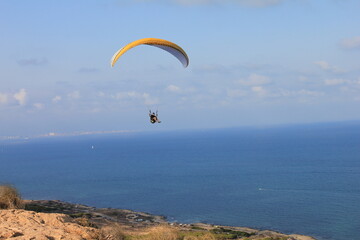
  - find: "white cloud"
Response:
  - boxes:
[314,61,344,73]
[126,91,140,98]
[112,92,126,100]
[238,74,271,86]
[251,86,267,96]
[67,91,80,100]
[33,103,44,110]
[113,91,146,100]
[324,78,349,86]
[165,85,197,95]
[166,85,182,93]
[279,89,324,97]
[340,36,360,50]
[52,95,62,103]
[0,93,8,104]
[112,91,159,105]
[297,89,324,97]
[143,93,159,105]
[324,78,360,87]
[14,89,27,106]
[339,81,360,95]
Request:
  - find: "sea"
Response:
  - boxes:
[1,121,360,240]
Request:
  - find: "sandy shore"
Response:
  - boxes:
[0,200,316,240]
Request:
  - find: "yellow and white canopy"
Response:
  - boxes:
[110,38,189,68]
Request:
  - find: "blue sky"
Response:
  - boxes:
[0,0,359,136]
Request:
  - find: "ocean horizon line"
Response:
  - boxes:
[1,119,360,142]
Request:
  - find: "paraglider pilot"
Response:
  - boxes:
[149,110,161,124]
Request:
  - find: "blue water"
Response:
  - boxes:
[1,122,360,240]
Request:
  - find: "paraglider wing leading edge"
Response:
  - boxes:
[110,38,189,68]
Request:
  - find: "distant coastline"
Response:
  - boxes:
[18,199,316,240]
[1,119,360,142]
[0,129,137,141]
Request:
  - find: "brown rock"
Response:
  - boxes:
[0,209,99,240]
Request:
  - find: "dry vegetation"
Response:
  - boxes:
[0,184,24,209]
[98,224,219,240]
[96,224,297,240]
[99,223,127,240]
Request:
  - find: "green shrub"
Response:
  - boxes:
[24,203,54,212]
[190,226,205,230]
[210,227,254,238]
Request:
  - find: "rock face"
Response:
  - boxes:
[0,209,99,240]
[24,200,167,228]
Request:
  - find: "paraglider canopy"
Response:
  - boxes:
[110,38,189,68]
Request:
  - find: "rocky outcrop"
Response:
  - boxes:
[0,209,99,240]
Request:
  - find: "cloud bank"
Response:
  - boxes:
[314,61,344,73]
[237,74,271,86]
[340,36,360,50]
[0,93,8,104]
[112,91,159,105]
[14,89,27,106]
